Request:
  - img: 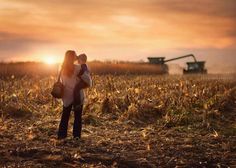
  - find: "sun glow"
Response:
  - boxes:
[43,56,57,65]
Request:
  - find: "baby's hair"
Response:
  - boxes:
[78,53,87,63]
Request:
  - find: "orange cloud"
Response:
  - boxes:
[0,0,235,64]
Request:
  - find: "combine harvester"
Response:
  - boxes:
[147,54,207,74]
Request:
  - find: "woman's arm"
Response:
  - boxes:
[74,64,82,75]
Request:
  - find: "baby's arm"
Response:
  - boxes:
[81,64,88,72]
[78,64,88,77]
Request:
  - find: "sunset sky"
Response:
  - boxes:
[0,0,235,69]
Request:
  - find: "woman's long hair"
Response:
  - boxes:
[62,50,76,77]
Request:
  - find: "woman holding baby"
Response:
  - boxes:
[57,50,92,140]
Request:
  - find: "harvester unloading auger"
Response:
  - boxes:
[147,54,207,74]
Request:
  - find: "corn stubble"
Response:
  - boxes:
[0,74,236,167]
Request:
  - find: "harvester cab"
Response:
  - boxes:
[147,54,207,74]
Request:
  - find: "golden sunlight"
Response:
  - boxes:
[43,56,57,65]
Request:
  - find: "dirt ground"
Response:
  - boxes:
[0,106,235,168]
[0,75,236,167]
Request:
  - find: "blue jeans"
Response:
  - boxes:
[58,104,83,139]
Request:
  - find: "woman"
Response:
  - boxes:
[57,50,90,140]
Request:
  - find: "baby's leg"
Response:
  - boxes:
[74,80,88,106]
[78,80,89,89]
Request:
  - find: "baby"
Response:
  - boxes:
[74,53,90,106]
